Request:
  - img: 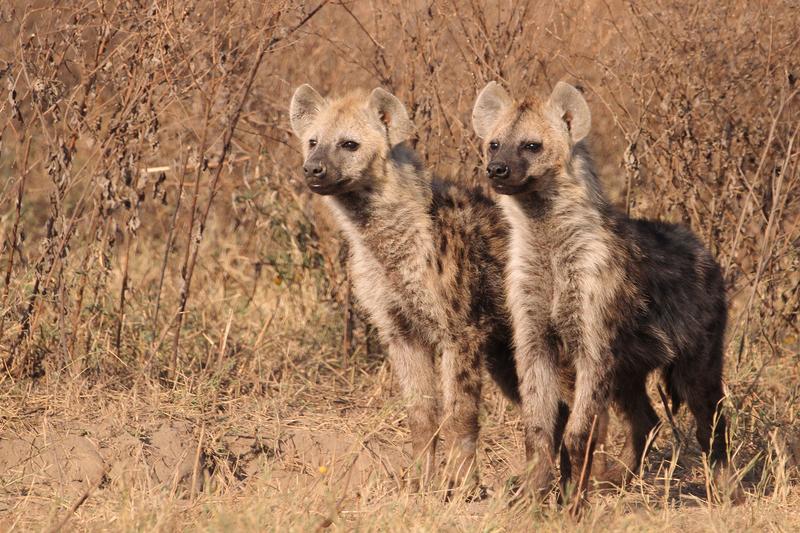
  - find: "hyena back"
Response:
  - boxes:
[289,85,524,492]
[472,81,730,499]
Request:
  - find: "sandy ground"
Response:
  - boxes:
[4,368,799,532]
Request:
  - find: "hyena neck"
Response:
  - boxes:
[326,145,435,280]
[552,143,615,234]
[560,142,607,212]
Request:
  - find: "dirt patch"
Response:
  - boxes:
[0,417,210,511]
[0,433,105,499]
[0,407,410,516]
[147,421,206,492]
[267,427,407,490]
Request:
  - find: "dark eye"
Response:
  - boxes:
[309,139,317,148]
[341,140,360,151]
[488,140,499,152]
[523,141,543,153]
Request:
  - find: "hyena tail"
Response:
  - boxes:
[661,365,683,415]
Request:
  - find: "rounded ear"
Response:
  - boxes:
[368,88,414,145]
[289,84,325,138]
[472,81,512,139]
[547,82,591,143]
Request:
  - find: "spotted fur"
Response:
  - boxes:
[472,81,730,500]
[289,85,524,492]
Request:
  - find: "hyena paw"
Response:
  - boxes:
[501,473,551,506]
[590,462,631,492]
[442,463,481,502]
[525,460,558,503]
[711,464,745,505]
[406,465,436,494]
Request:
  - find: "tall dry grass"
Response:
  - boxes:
[0,0,798,530]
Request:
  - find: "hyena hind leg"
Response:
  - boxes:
[388,338,439,491]
[673,340,742,502]
[685,382,745,502]
[599,377,660,488]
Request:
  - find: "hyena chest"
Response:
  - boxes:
[549,253,584,336]
[348,241,444,345]
[549,233,620,342]
[509,233,591,342]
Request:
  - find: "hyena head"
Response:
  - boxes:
[289,84,414,195]
[471,81,591,195]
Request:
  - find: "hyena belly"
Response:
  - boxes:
[612,217,727,383]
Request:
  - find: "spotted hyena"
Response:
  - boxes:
[471,81,731,500]
[289,84,531,494]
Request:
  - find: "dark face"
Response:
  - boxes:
[302,138,363,195]
[482,107,570,196]
[485,139,546,194]
[297,98,389,196]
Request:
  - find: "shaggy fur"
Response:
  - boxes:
[472,82,730,499]
[289,85,526,491]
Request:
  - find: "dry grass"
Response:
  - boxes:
[0,0,798,531]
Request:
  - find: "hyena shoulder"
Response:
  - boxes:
[620,216,724,294]
[431,181,508,254]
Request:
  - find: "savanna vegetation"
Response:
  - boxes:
[1,1,798,530]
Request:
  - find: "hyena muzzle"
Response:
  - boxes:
[289,84,532,496]
[472,81,732,502]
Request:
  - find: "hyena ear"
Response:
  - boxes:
[472,81,512,139]
[547,81,591,143]
[368,88,414,146]
[289,84,326,138]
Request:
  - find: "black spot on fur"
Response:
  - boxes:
[463,380,480,399]
[387,305,414,336]
[544,323,561,355]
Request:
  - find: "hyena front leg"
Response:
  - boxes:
[440,339,482,496]
[388,338,439,491]
[563,353,614,506]
[515,333,564,500]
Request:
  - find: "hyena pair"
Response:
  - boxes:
[289,82,730,501]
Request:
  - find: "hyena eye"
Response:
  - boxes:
[309,139,318,148]
[488,140,499,152]
[523,141,543,153]
[341,140,360,151]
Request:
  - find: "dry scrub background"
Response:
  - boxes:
[1,0,799,531]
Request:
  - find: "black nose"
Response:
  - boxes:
[303,162,327,180]
[487,161,509,180]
